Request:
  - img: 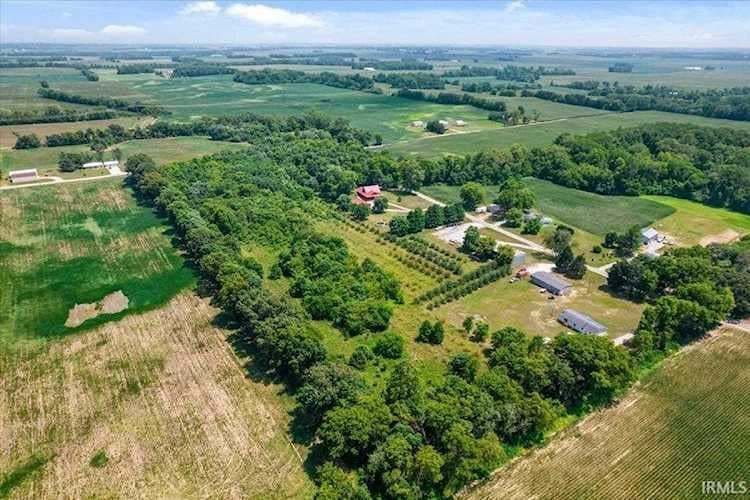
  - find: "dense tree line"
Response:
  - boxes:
[116,63,161,74]
[524,85,750,121]
[396,88,507,113]
[353,60,433,71]
[37,111,375,149]
[461,81,531,96]
[393,123,750,214]
[79,67,99,81]
[233,69,376,92]
[373,72,446,89]
[442,65,575,82]
[37,87,168,116]
[0,106,118,126]
[171,64,236,78]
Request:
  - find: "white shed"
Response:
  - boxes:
[9,168,39,184]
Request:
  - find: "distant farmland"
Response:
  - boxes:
[465,325,750,500]
[385,110,750,157]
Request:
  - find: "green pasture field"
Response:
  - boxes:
[0,179,195,346]
[432,269,644,340]
[0,137,247,182]
[642,195,750,246]
[385,110,750,156]
[418,181,675,236]
[524,178,676,235]
[0,67,94,113]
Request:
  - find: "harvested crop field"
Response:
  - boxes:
[0,292,313,499]
[464,325,750,500]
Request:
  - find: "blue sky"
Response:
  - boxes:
[1,1,748,47]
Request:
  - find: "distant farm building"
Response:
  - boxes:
[558,309,608,336]
[438,119,449,127]
[488,204,504,216]
[8,168,39,184]
[362,67,376,72]
[455,120,466,126]
[614,333,635,345]
[475,206,487,213]
[530,271,572,295]
[81,160,119,169]
[353,184,382,206]
[412,120,425,128]
[641,227,660,244]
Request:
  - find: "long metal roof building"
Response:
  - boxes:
[558,309,608,336]
[530,271,572,295]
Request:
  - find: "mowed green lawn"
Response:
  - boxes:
[386,111,750,157]
[0,179,194,345]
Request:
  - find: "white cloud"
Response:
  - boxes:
[225,3,322,28]
[51,28,92,39]
[100,24,146,35]
[180,1,221,15]
[504,0,526,13]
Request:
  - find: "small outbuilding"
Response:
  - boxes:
[641,227,659,244]
[353,184,382,206]
[81,161,105,169]
[412,120,425,128]
[438,119,449,127]
[475,206,487,214]
[455,120,466,127]
[530,271,572,295]
[558,309,607,336]
[9,168,39,184]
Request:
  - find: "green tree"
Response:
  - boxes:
[374,332,405,359]
[406,208,425,233]
[315,463,371,500]
[460,182,485,211]
[546,226,573,255]
[426,120,447,134]
[462,316,474,334]
[449,352,479,381]
[424,205,445,228]
[504,208,523,227]
[13,133,41,149]
[372,197,387,214]
[495,178,535,210]
[349,345,375,369]
[297,362,365,424]
[555,245,574,273]
[522,218,542,235]
[350,204,370,221]
[389,216,409,236]
[566,254,587,279]
[461,226,481,254]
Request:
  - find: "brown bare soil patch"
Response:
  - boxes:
[1,293,312,498]
[699,228,739,246]
[65,291,129,328]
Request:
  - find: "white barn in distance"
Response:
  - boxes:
[8,168,39,184]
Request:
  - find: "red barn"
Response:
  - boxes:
[353,184,382,206]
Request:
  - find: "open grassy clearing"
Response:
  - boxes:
[420,181,675,235]
[0,117,151,149]
[0,137,247,181]
[385,110,750,157]
[0,292,313,499]
[524,178,676,235]
[0,178,194,344]
[642,195,750,247]
[432,270,643,340]
[0,67,93,113]
[465,325,750,500]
